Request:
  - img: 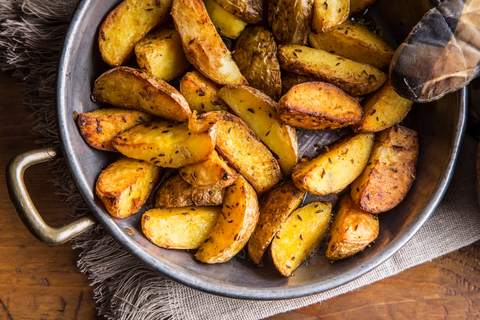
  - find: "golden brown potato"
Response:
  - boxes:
[179,71,228,113]
[278,44,387,96]
[268,0,313,45]
[98,0,172,67]
[112,121,216,168]
[351,125,419,213]
[278,82,363,130]
[218,86,298,175]
[233,26,282,101]
[196,175,259,263]
[271,201,332,276]
[189,111,282,195]
[142,206,221,249]
[155,173,225,208]
[91,67,191,122]
[349,0,377,16]
[326,193,379,260]
[354,81,414,133]
[77,108,153,152]
[212,0,265,24]
[134,25,190,81]
[292,133,375,195]
[171,0,248,86]
[204,0,248,39]
[311,0,349,33]
[178,150,238,189]
[248,180,305,265]
[308,21,395,70]
[96,157,162,218]
[281,72,317,96]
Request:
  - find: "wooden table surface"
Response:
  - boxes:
[1,69,480,320]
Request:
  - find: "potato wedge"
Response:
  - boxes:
[171,0,247,86]
[189,111,282,195]
[311,0,349,33]
[351,125,419,213]
[268,0,313,45]
[350,0,377,16]
[248,180,305,265]
[196,175,259,263]
[271,201,331,276]
[278,82,363,130]
[309,21,395,70]
[180,71,228,113]
[219,86,298,175]
[98,0,172,67]
[142,206,221,249]
[77,108,153,152]
[96,157,162,218]
[281,72,317,95]
[155,173,225,208]
[292,133,375,195]
[326,193,379,260]
[212,0,265,24]
[178,150,238,189]
[91,67,191,122]
[233,27,282,101]
[134,25,190,81]
[354,81,414,133]
[112,121,215,168]
[204,0,248,39]
[278,45,387,96]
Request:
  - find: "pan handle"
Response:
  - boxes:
[6,146,96,245]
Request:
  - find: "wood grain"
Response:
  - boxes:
[1,69,479,319]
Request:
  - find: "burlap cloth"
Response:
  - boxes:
[2,1,480,319]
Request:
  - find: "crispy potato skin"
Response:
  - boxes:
[196,175,260,263]
[233,27,282,101]
[271,201,331,276]
[171,0,248,86]
[312,0,349,33]
[278,82,363,130]
[351,125,419,213]
[155,174,225,208]
[142,206,221,249]
[349,0,377,16]
[98,0,172,67]
[278,45,387,96]
[292,133,375,195]
[326,193,379,260]
[96,157,162,218]
[77,108,153,152]
[213,0,265,24]
[268,0,313,45]
[281,72,317,96]
[204,0,248,39]
[180,71,228,113]
[248,180,305,265]
[91,67,191,122]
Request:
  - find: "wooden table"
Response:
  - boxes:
[1,69,479,320]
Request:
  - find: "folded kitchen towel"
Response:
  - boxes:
[2,0,480,319]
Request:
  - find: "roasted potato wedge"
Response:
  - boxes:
[281,72,317,95]
[204,0,248,39]
[172,0,247,86]
[212,0,264,24]
[278,45,387,96]
[271,201,332,276]
[351,125,419,213]
[77,108,153,152]
[219,86,298,175]
[96,157,162,218]
[326,193,379,260]
[350,0,377,16]
[309,21,395,70]
[112,121,216,168]
[233,26,282,101]
[142,206,221,249]
[134,25,190,81]
[98,0,172,67]
[278,82,363,130]
[268,0,313,45]
[189,111,282,195]
[178,150,238,189]
[179,71,228,113]
[292,133,375,195]
[311,0,349,33]
[248,180,305,265]
[196,175,259,263]
[354,81,414,133]
[91,67,191,122]
[155,173,225,208]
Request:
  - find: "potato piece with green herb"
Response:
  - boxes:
[212,0,265,24]
[268,0,314,45]
[204,0,248,39]
[311,0,349,33]
[180,71,228,113]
